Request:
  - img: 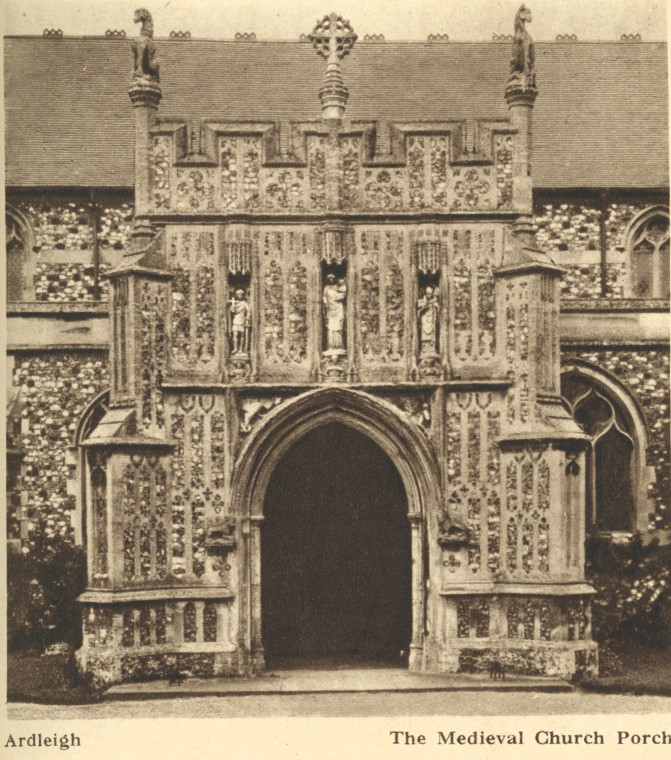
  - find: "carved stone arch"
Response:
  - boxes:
[73,390,110,546]
[622,204,669,298]
[74,389,110,447]
[234,387,441,517]
[5,204,35,301]
[561,360,654,535]
[231,386,442,671]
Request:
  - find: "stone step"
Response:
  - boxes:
[105,668,574,700]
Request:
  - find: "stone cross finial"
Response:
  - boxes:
[309,13,357,119]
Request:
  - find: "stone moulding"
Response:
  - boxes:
[79,587,235,603]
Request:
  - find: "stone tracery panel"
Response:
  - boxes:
[504,278,531,426]
[359,232,381,360]
[502,446,554,579]
[140,280,168,431]
[258,228,311,368]
[167,228,218,376]
[442,392,503,583]
[449,227,499,367]
[89,451,108,587]
[166,394,233,582]
[120,455,170,584]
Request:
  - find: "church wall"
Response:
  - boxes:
[534,199,602,298]
[8,192,134,302]
[533,193,668,301]
[9,351,108,547]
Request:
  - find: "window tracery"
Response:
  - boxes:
[5,207,34,301]
[627,207,669,298]
[561,369,640,534]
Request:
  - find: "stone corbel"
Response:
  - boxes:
[437,523,473,550]
[205,517,237,556]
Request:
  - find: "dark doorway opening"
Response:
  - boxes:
[262,422,412,669]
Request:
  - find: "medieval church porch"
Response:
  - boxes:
[9,3,669,696]
[65,5,601,687]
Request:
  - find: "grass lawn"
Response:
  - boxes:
[578,643,671,696]
[7,650,103,705]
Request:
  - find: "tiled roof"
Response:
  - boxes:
[4,37,668,189]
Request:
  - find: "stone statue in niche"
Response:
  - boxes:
[228,289,251,355]
[417,286,440,356]
[509,5,535,88]
[132,8,160,83]
[323,275,347,353]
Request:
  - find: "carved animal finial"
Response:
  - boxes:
[505,3,537,97]
[132,8,160,83]
[510,5,535,77]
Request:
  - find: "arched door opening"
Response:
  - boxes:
[261,422,412,669]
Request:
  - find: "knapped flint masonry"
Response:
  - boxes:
[75,6,598,685]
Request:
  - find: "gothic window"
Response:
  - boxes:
[561,368,642,535]
[5,207,34,302]
[627,207,669,299]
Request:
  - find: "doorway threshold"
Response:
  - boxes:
[105,669,574,701]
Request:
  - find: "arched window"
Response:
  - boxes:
[561,362,654,537]
[73,390,110,546]
[626,206,669,299]
[5,206,35,302]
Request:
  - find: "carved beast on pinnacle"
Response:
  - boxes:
[132,8,160,83]
[508,4,535,89]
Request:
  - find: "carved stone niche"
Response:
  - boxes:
[413,240,445,381]
[317,224,355,383]
[224,240,254,383]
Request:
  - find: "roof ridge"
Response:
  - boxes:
[3,34,668,44]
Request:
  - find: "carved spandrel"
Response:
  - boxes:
[239,396,284,435]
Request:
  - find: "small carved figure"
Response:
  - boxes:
[489,660,506,680]
[323,274,347,352]
[510,5,535,78]
[417,286,440,355]
[132,8,160,83]
[166,664,186,685]
[229,289,251,355]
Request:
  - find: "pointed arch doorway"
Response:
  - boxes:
[233,388,442,673]
[261,422,412,668]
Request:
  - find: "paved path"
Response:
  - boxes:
[7,691,671,719]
